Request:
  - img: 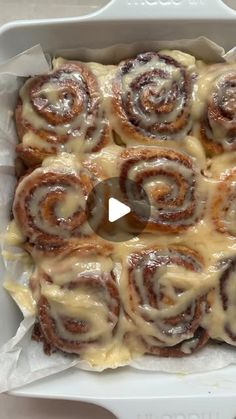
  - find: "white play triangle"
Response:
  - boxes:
[108,197,131,222]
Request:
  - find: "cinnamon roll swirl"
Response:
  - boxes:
[30,243,120,354]
[119,147,204,233]
[13,155,104,253]
[218,257,236,344]
[122,245,209,356]
[196,65,236,155]
[111,51,195,146]
[211,168,236,237]
[15,59,110,166]
[202,257,236,346]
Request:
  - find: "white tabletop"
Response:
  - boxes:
[0,3,116,417]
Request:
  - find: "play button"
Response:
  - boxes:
[86,177,150,242]
[108,198,131,222]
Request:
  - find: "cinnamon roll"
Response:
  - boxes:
[13,155,104,253]
[119,147,204,233]
[218,257,236,345]
[111,51,195,146]
[195,65,236,155]
[15,59,110,166]
[11,50,236,366]
[201,257,236,346]
[30,242,120,355]
[121,245,209,357]
[211,168,236,237]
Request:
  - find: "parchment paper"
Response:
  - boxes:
[1,38,236,393]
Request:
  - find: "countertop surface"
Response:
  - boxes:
[0,4,115,418]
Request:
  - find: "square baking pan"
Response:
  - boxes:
[1,0,236,417]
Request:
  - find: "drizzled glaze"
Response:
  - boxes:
[86,142,207,235]
[119,147,205,233]
[9,145,236,364]
[29,242,120,355]
[13,154,105,253]
[8,50,236,367]
[110,51,195,146]
[211,169,236,236]
[119,245,209,356]
[193,63,236,154]
[15,58,112,166]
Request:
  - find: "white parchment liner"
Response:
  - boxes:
[1,38,236,393]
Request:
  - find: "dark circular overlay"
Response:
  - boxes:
[86,177,150,242]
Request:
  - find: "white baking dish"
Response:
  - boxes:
[1,0,236,417]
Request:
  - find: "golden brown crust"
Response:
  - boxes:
[199,120,223,156]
